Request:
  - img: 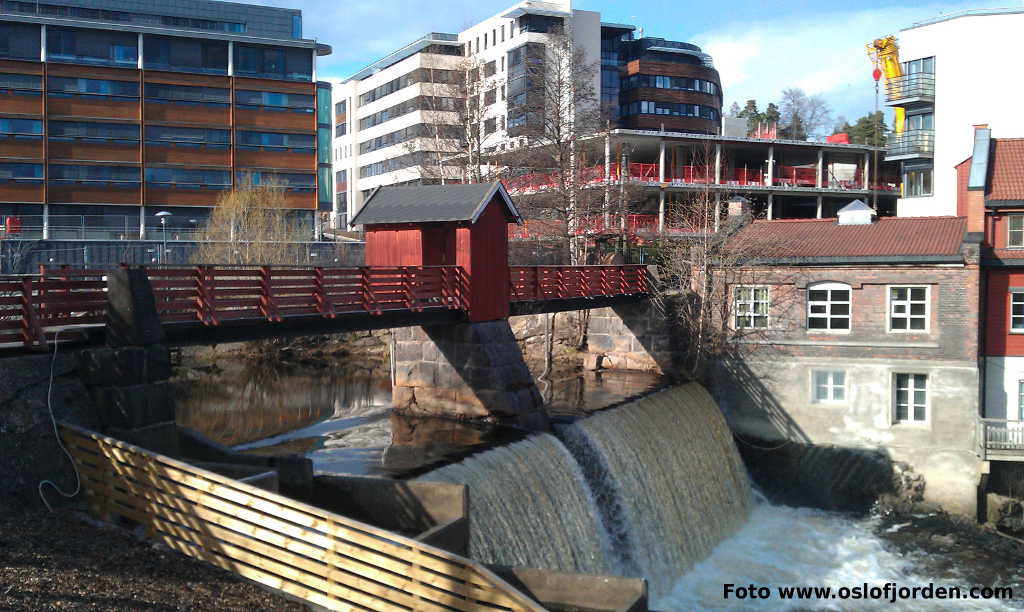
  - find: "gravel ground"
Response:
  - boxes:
[0,506,307,611]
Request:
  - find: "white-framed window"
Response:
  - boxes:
[812,370,846,403]
[1008,215,1024,248]
[807,282,851,331]
[1012,292,1024,332]
[734,285,769,329]
[894,373,927,423]
[888,286,929,332]
[1018,380,1024,421]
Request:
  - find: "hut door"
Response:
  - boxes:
[421,225,456,266]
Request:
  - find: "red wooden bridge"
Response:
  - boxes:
[0,263,648,353]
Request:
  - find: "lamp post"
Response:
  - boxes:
[155,211,172,264]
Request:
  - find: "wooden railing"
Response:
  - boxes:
[143,265,469,326]
[509,265,648,302]
[0,268,109,348]
[58,423,544,612]
[978,418,1024,460]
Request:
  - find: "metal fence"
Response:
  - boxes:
[0,239,365,274]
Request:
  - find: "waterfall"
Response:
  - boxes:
[417,383,752,596]
[560,384,753,594]
[419,433,618,575]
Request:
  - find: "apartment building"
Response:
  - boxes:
[331,0,723,229]
[0,0,332,241]
[886,8,1024,217]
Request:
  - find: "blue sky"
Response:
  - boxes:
[253,0,1002,125]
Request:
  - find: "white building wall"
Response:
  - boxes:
[896,11,1024,217]
[985,356,1024,421]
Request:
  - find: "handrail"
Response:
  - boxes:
[977,418,1024,460]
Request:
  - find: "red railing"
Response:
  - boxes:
[720,168,764,186]
[0,267,109,348]
[144,265,469,326]
[510,214,693,239]
[509,265,648,301]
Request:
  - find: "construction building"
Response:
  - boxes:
[880,8,1024,217]
[331,0,725,229]
[0,0,332,241]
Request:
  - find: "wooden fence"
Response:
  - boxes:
[59,423,543,612]
[509,265,648,302]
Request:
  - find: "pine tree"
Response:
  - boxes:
[848,111,888,146]
[737,99,761,136]
[727,101,741,118]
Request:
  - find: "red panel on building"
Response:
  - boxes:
[985,270,1024,356]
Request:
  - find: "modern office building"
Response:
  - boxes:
[886,8,1024,217]
[0,0,332,240]
[331,0,723,229]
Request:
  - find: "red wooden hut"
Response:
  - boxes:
[349,181,523,322]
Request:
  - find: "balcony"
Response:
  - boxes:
[885,73,935,106]
[886,130,934,160]
[978,418,1024,461]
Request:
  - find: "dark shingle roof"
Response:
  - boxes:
[349,181,522,227]
[726,216,967,263]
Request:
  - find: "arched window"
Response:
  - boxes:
[807,282,851,331]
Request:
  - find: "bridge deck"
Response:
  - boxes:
[0,264,648,354]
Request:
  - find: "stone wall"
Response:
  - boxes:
[585,301,675,374]
[391,321,547,428]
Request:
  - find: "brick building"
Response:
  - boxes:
[711,200,983,514]
[0,0,332,241]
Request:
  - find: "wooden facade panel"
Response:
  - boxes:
[49,141,140,163]
[48,97,139,120]
[145,187,222,207]
[0,92,43,115]
[48,184,140,205]
[145,145,230,166]
[281,191,316,210]
[365,226,424,266]
[627,59,722,86]
[144,104,230,125]
[235,109,314,131]
[0,137,43,160]
[421,224,456,266]
[233,77,314,94]
[46,64,137,81]
[0,182,44,203]
[235,149,315,171]
[466,202,510,321]
[144,72,230,88]
[987,270,1024,357]
[0,59,42,75]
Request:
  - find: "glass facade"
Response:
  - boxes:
[145,83,229,105]
[144,36,228,74]
[234,44,312,81]
[235,90,314,111]
[147,126,229,145]
[146,168,231,187]
[0,118,42,135]
[0,163,43,180]
[0,22,40,60]
[49,77,138,98]
[47,27,138,68]
[237,130,314,150]
[49,165,140,183]
[49,121,139,141]
[621,101,719,120]
[0,73,41,90]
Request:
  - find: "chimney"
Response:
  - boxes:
[966,124,992,236]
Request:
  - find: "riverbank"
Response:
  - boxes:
[0,506,304,611]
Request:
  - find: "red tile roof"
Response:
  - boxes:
[989,139,1024,201]
[727,216,967,260]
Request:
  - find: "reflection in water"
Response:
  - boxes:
[177,362,664,476]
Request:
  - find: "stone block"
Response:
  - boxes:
[395,341,425,363]
[613,335,634,353]
[393,386,417,410]
[94,382,176,430]
[587,316,610,335]
[588,333,614,352]
[583,353,604,371]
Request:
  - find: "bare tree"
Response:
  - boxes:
[0,238,38,274]
[192,176,311,265]
[778,88,832,141]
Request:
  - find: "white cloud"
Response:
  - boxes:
[693,1,987,122]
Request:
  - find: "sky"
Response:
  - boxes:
[250,0,1008,128]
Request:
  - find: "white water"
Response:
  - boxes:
[658,502,1022,611]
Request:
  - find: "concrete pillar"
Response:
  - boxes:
[40,25,46,62]
[137,33,144,70]
[816,149,823,188]
[863,151,870,190]
[42,203,49,239]
[604,132,611,221]
[392,322,548,430]
[767,145,775,187]
[658,189,665,232]
[816,194,823,219]
[658,139,665,183]
[139,206,146,239]
[714,143,722,185]
[228,41,234,76]
[767,193,774,220]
